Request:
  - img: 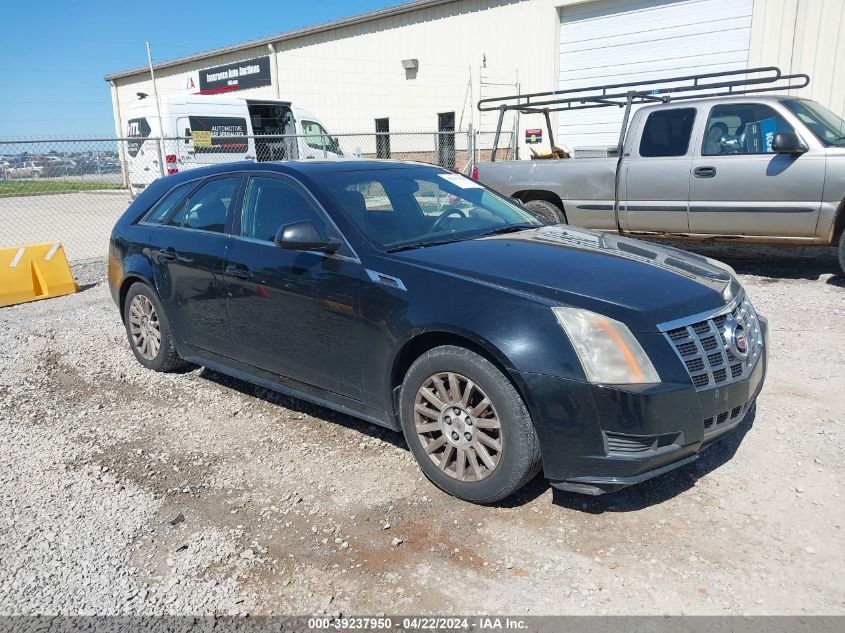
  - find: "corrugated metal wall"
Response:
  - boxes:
[748,0,845,118]
[110,0,845,145]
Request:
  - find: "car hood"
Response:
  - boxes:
[394,226,739,331]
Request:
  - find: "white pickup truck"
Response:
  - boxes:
[475,67,845,272]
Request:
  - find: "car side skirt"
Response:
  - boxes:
[618,230,830,245]
[180,345,400,432]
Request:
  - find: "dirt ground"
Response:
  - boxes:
[1,243,843,616]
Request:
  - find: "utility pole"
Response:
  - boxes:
[146,41,166,177]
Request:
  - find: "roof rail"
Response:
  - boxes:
[478,66,810,161]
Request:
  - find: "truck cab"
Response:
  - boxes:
[618,95,836,240]
[474,67,845,271]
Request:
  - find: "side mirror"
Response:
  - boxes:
[274,221,341,254]
[772,132,808,154]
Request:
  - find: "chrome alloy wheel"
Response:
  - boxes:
[414,372,502,482]
[128,295,161,360]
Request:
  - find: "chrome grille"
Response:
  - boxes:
[663,296,763,392]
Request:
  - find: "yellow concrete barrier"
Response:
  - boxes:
[0,242,78,308]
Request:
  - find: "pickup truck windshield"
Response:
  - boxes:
[321,166,542,250]
[783,99,845,147]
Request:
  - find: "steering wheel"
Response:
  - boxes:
[431,207,467,232]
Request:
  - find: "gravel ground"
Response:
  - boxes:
[1,243,843,616]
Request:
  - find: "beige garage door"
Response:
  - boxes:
[558,0,753,152]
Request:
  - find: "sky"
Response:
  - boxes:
[0,0,404,138]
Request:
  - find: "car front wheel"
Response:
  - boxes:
[399,345,541,504]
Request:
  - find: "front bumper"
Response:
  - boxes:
[515,320,768,495]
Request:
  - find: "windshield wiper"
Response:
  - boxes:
[472,223,538,239]
[385,224,538,253]
[385,237,468,253]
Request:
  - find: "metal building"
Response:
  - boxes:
[105,0,845,155]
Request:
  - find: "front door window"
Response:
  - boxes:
[301,120,333,153]
[702,104,795,155]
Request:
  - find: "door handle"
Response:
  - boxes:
[158,247,177,261]
[225,263,252,280]
[694,166,717,178]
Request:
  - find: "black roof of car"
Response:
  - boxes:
[282,159,437,173]
[173,159,441,181]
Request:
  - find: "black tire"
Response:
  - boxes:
[839,234,845,275]
[123,282,186,372]
[523,199,566,224]
[399,345,542,504]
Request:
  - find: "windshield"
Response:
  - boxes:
[320,166,543,250]
[782,99,845,147]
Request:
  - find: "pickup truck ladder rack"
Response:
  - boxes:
[477,66,810,161]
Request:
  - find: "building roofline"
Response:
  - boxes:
[105,0,460,82]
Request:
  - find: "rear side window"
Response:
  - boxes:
[639,108,696,157]
[168,176,240,233]
[240,176,329,242]
[144,181,194,224]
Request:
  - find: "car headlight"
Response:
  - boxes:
[552,307,660,385]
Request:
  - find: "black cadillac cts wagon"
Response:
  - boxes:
[109,160,767,503]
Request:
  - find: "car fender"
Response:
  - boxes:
[380,266,588,389]
[110,247,155,314]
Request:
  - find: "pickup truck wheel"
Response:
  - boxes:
[399,345,542,504]
[523,199,565,224]
[839,235,845,275]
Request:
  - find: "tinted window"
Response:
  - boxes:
[639,108,696,157]
[703,104,795,155]
[169,177,239,233]
[145,181,194,224]
[241,176,329,242]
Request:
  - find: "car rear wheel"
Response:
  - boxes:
[399,345,541,504]
[523,199,565,224]
[123,282,186,372]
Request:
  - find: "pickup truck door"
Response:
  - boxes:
[620,107,696,233]
[688,102,822,237]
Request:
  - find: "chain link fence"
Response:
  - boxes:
[0,129,517,262]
